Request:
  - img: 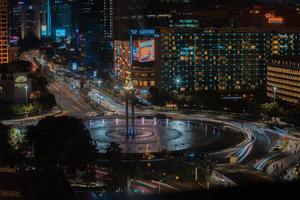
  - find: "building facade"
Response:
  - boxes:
[267,56,300,104]
[21,2,42,39]
[159,27,300,98]
[0,0,8,64]
[114,40,131,83]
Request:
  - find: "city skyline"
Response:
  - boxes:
[1,1,300,200]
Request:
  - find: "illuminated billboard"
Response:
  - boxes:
[55,29,66,37]
[41,25,47,36]
[9,36,19,46]
[133,40,155,63]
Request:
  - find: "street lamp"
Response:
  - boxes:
[97,80,102,88]
[24,85,29,119]
[273,86,277,103]
[24,85,29,105]
[175,78,181,92]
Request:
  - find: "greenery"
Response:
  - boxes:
[0,124,27,168]
[260,102,284,122]
[0,61,56,119]
[282,104,300,126]
[149,87,171,106]
[0,123,13,166]
[104,142,125,191]
[26,116,98,174]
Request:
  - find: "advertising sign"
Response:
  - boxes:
[133,40,155,63]
[41,25,47,36]
[56,29,66,37]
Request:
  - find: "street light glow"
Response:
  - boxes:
[124,82,134,91]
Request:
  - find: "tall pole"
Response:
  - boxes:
[273,87,277,103]
[158,181,161,194]
[25,86,28,105]
[126,94,129,139]
[25,85,28,119]
[131,89,135,138]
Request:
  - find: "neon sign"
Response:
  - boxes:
[265,13,284,24]
[131,29,155,35]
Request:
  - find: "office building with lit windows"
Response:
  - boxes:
[267,56,300,104]
[114,40,131,83]
[159,27,300,98]
[21,2,42,39]
[114,29,160,95]
[0,0,9,64]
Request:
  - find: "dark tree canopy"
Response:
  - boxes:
[105,142,123,166]
[27,116,98,172]
[0,123,13,166]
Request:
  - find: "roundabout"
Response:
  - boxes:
[86,118,245,154]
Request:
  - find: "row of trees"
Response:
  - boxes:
[148,86,266,112]
[0,116,136,190]
[0,117,98,175]
[148,86,300,125]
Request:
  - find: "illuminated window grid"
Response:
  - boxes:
[160,30,268,95]
[114,40,131,82]
[0,0,8,64]
[267,64,300,104]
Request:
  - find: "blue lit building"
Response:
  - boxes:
[52,3,71,38]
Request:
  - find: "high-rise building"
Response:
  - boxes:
[21,1,42,39]
[159,27,300,98]
[114,40,131,83]
[39,0,52,37]
[114,26,300,98]
[104,0,115,40]
[267,56,300,104]
[52,3,71,37]
[0,0,8,64]
[8,0,22,39]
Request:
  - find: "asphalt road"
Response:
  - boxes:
[48,81,94,118]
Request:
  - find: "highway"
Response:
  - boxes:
[48,81,94,118]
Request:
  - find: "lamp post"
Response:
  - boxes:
[24,85,29,119]
[24,85,28,105]
[273,86,277,103]
[97,80,102,88]
[175,78,181,93]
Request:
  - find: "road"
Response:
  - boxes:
[130,179,202,194]
[22,49,300,183]
[48,81,94,118]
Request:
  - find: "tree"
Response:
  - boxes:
[26,116,98,173]
[0,123,13,166]
[105,142,123,167]
[148,87,170,106]
[104,142,125,191]
[282,105,300,126]
[260,102,283,123]
[38,93,56,110]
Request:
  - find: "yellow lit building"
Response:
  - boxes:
[114,40,131,83]
[0,0,8,64]
[267,56,300,104]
